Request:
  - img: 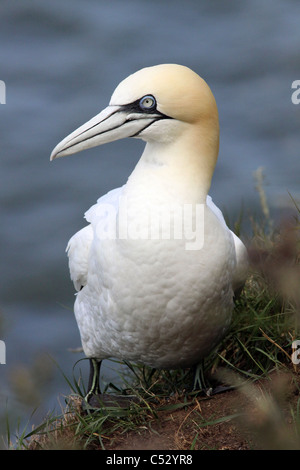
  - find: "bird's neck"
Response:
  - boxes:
[127,122,219,204]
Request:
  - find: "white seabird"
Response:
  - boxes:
[51,64,248,403]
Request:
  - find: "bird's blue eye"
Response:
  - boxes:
[139,95,156,110]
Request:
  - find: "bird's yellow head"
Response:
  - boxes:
[111,64,218,126]
[51,64,219,160]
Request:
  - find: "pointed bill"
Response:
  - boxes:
[50,105,158,161]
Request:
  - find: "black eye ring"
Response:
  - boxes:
[139,95,156,111]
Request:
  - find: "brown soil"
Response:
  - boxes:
[106,390,249,450]
[101,369,300,451]
[28,369,300,450]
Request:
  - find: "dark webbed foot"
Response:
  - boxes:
[191,362,234,396]
[86,393,140,409]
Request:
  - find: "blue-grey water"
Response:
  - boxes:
[1,0,299,440]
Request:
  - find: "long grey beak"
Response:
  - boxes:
[50,104,159,161]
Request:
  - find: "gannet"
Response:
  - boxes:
[51,64,248,404]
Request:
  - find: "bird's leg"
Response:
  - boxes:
[85,358,101,404]
[192,360,210,393]
[83,358,140,410]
